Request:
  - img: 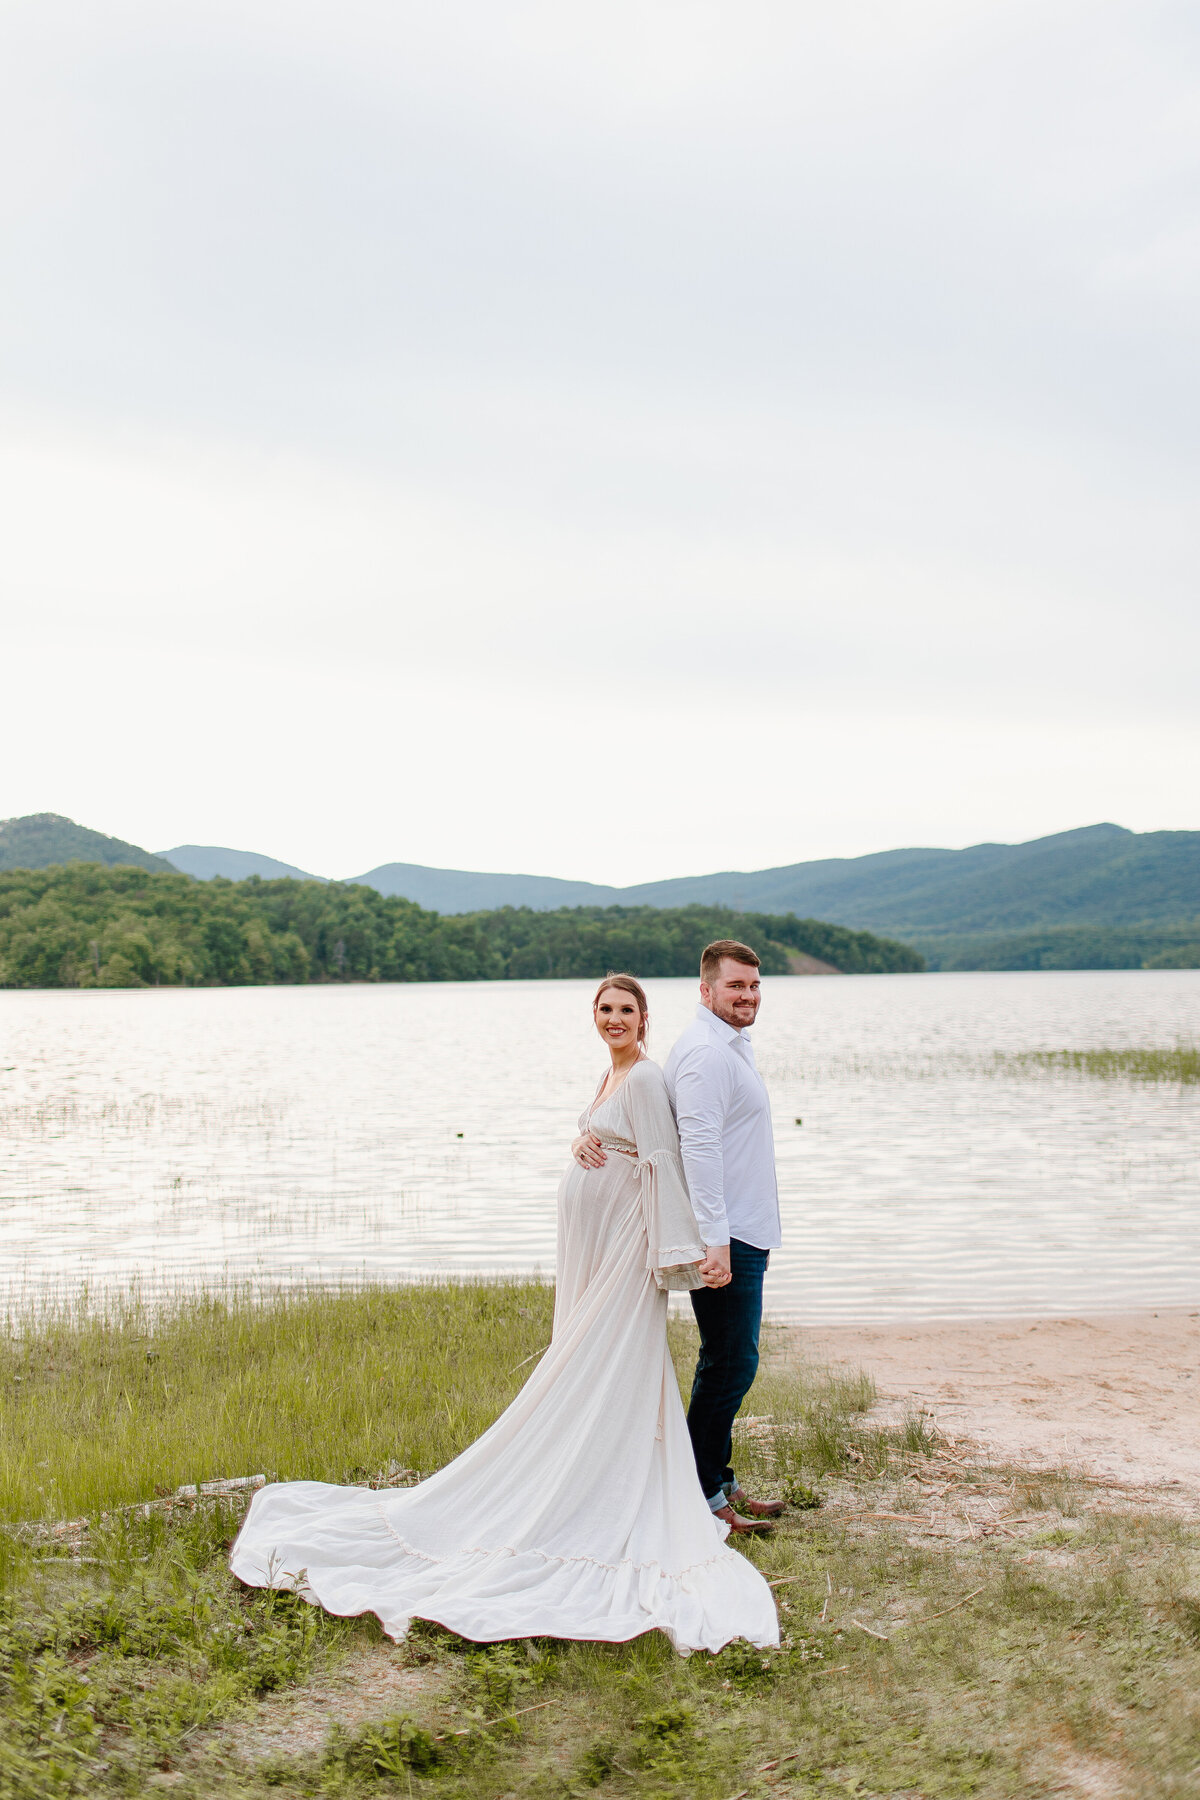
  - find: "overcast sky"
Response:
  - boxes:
[2,0,1197,881]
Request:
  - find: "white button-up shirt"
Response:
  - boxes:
[662,1004,782,1252]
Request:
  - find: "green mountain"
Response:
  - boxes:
[618,824,1200,968]
[629,823,1196,932]
[0,813,172,876]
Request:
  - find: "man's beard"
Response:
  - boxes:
[712,997,759,1029]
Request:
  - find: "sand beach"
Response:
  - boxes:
[798,1306,1200,1501]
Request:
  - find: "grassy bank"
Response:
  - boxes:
[0,1282,555,1526]
[4,1283,1200,1798]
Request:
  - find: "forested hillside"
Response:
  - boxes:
[0,866,922,988]
[459,904,920,979]
[915,924,1200,971]
[0,813,172,875]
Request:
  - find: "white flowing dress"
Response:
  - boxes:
[229,1058,779,1654]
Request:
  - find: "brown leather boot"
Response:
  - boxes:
[728,1487,786,1519]
[714,1502,776,1534]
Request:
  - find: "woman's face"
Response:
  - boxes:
[594,986,644,1053]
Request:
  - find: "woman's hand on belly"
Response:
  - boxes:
[571,1131,607,1169]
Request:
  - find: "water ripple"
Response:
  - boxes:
[0,970,1197,1320]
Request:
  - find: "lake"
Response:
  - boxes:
[1,970,1197,1321]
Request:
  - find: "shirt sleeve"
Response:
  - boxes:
[670,1044,732,1247]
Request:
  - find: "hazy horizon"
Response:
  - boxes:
[3,2,1197,881]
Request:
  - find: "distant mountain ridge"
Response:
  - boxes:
[5,815,1198,969]
[348,860,620,911]
[160,845,325,883]
[347,824,1200,954]
[618,823,1200,943]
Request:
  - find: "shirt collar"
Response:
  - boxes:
[696,1002,745,1044]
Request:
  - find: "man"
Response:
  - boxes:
[663,938,784,1534]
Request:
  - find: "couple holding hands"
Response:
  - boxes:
[233,939,784,1653]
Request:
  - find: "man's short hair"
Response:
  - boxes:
[700,938,761,985]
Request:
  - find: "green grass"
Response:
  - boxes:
[1011,1044,1200,1084]
[4,1282,1200,1797]
[0,1280,554,1525]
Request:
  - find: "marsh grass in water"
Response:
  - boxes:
[1010,1044,1200,1084]
[4,1283,1200,1796]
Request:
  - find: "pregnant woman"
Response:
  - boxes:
[230,974,778,1655]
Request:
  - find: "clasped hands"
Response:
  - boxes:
[697,1243,732,1288]
[571,1132,732,1289]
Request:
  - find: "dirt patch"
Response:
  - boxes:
[217,1641,442,1765]
[1042,1750,1129,1798]
[783,949,843,975]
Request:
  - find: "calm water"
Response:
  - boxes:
[1,971,1197,1321]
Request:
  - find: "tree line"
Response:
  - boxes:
[921,925,1200,972]
[0,864,924,988]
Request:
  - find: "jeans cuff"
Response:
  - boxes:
[706,1488,728,1513]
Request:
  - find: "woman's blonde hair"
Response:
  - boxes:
[592,972,649,1045]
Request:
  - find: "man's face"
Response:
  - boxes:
[700,959,762,1030]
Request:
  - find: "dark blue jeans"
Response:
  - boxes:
[687,1239,770,1508]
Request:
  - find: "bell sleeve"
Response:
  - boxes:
[624,1062,706,1292]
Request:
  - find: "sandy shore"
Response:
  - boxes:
[794,1308,1200,1498]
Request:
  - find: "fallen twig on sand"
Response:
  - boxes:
[915,1585,985,1625]
[849,1618,889,1641]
